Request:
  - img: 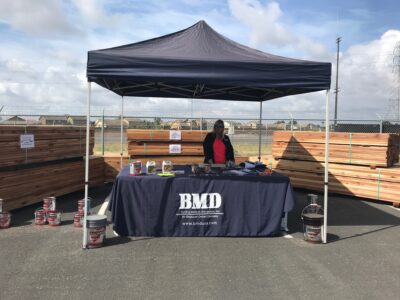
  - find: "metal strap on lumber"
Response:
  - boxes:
[377,169,381,200]
[143,142,147,155]
[149,129,152,141]
[348,133,353,163]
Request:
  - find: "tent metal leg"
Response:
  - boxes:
[258,101,263,161]
[83,82,91,249]
[120,96,124,170]
[323,90,330,244]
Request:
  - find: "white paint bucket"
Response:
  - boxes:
[86,215,107,248]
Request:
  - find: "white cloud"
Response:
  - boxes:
[71,0,127,28]
[228,0,330,60]
[338,29,400,119]
[0,0,80,37]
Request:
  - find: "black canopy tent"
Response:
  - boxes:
[84,21,331,247]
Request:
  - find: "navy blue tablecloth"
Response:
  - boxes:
[109,167,295,237]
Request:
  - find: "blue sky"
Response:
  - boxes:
[0,0,399,120]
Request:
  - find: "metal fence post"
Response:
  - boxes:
[101,109,105,156]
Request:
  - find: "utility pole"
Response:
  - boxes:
[334,36,341,126]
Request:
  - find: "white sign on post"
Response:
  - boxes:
[169,130,182,141]
[20,134,35,149]
[169,144,182,154]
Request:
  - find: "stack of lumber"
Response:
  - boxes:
[0,126,94,167]
[0,156,104,211]
[104,155,250,182]
[269,131,400,205]
[272,131,399,167]
[127,129,207,162]
[271,159,400,205]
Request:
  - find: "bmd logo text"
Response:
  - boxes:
[177,193,223,226]
[179,193,221,209]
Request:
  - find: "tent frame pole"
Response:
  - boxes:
[120,96,124,170]
[258,101,263,161]
[323,89,330,244]
[83,82,91,249]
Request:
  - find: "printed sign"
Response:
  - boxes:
[20,134,35,149]
[169,144,181,154]
[169,130,181,141]
[177,193,223,227]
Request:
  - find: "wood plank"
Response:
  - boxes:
[127,129,208,142]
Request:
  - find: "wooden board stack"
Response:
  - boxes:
[269,131,400,205]
[0,156,104,211]
[272,131,399,167]
[0,126,94,167]
[0,126,102,211]
[127,129,207,162]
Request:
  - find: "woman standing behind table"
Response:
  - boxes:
[203,119,235,165]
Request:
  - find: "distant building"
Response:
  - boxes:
[95,118,129,129]
[39,116,68,125]
[1,116,26,125]
[125,117,148,129]
[67,116,87,126]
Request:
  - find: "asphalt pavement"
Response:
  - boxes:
[0,184,399,300]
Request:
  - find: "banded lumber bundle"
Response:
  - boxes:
[272,131,400,167]
[0,126,94,167]
[271,158,400,204]
[104,155,249,182]
[127,129,207,158]
[0,156,104,211]
[128,142,203,156]
[273,131,400,146]
[127,129,208,142]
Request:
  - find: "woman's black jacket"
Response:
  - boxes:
[202,132,235,163]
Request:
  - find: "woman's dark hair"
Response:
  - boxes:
[213,119,224,132]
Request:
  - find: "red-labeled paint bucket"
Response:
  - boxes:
[86,215,107,248]
[73,212,83,228]
[77,198,91,215]
[35,208,46,225]
[43,196,56,212]
[0,212,11,229]
[47,210,61,226]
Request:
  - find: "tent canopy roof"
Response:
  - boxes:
[87,20,331,101]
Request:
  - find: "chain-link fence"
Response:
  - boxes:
[1,114,400,158]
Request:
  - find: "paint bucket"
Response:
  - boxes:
[301,194,324,243]
[34,208,47,225]
[43,196,56,211]
[47,210,61,226]
[130,161,142,176]
[86,215,107,248]
[78,198,91,215]
[162,160,173,173]
[73,212,84,228]
[302,214,324,243]
[146,161,156,174]
[0,212,11,229]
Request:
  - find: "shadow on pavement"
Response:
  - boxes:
[289,189,400,243]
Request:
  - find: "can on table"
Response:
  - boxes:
[34,208,47,225]
[86,215,107,248]
[0,212,11,229]
[47,210,61,226]
[130,161,142,176]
